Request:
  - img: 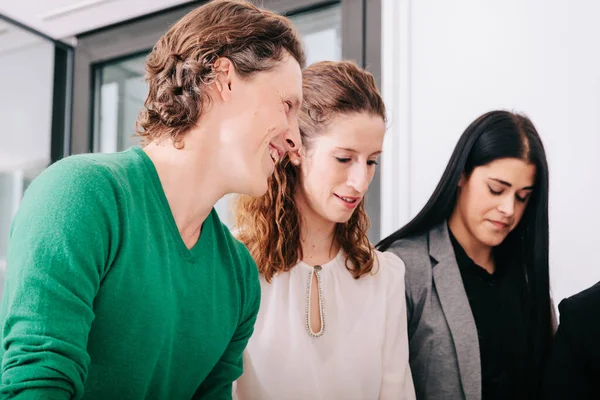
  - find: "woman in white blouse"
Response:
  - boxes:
[232,60,415,400]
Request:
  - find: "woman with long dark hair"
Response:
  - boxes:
[377,110,553,400]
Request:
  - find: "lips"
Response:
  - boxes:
[269,146,279,164]
[335,194,361,209]
[269,143,284,163]
[336,195,358,204]
[489,220,509,229]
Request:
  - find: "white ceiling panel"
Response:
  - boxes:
[0,0,193,41]
[0,18,46,54]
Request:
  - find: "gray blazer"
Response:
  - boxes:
[387,222,481,400]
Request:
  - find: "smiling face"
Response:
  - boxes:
[216,52,303,197]
[294,112,386,228]
[453,157,537,249]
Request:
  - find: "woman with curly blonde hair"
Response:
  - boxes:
[233,60,415,400]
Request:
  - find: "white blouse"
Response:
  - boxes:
[233,250,416,400]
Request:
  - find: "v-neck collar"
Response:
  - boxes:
[132,146,214,262]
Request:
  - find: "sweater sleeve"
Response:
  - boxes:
[378,252,416,400]
[0,158,118,399]
[193,247,261,400]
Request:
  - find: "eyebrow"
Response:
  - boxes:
[489,177,534,191]
[335,147,383,157]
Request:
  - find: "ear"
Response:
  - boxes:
[288,150,302,166]
[212,57,234,102]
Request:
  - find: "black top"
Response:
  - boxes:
[543,281,600,399]
[449,229,531,400]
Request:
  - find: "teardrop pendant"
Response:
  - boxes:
[305,266,325,338]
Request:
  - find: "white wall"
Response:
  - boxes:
[0,41,54,168]
[381,0,600,304]
[0,40,55,262]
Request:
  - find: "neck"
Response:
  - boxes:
[295,193,339,266]
[448,208,494,273]
[143,127,228,248]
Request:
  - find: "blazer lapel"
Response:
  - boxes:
[429,222,482,400]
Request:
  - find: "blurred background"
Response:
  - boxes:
[0,0,598,306]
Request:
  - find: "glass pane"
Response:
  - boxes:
[96,54,148,154]
[93,3,342,229]
[0,19,55,272]
[290,4,342,65]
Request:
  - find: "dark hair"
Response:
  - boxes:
[136,0,306,147]
[234,61,386,282]
[377,110,552,389]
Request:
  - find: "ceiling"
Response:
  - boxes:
[0,18,43,54]
[0,0,193,45]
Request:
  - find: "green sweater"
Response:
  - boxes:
[0,147,260,399]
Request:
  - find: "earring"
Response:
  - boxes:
[293,159,300,166]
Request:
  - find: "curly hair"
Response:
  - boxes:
[234,61,386,282]
[135,0,306,147]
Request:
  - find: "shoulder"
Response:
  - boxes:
[374,250,405,280]
[558,281,600,331]
[209,215,261,319]
[8,155,128,278]
[386,232,429,265]
[33,153,115,185]
[383,232,431,287]
[369,250,407,302]
[14,154,125,231]
[26,152,132,201]
[212,215,259,285]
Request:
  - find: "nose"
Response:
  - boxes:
[282,117,301,153]
[346,164,370,194]
[497,194,515,217]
